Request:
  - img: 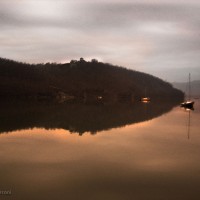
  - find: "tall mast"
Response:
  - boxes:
[189,73,191,101]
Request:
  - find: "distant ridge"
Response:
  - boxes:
[0,57,184,102]
[172,80,200,97]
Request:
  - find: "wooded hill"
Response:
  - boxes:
[0,57,184,103]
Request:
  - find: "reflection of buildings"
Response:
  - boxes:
[0,99,180,135]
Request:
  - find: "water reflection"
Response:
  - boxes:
[0,99,180,135]
[0,100,200,200]
[183,108,193,140]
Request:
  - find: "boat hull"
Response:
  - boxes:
[180,101,194,109]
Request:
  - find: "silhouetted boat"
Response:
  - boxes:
[180,101,194,109]
[180,73,194,109]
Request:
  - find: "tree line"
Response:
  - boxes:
[0,57,184,102]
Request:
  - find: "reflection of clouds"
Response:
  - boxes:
[1,103,200,173]
[0,0,200,81]
[0,102,200,199]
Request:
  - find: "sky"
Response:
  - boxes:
[0,0,200,82]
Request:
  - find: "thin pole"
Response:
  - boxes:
[189,73,191,101]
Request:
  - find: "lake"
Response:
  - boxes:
[0,99,200,200]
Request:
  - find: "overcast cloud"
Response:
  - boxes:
[0,0,200,82]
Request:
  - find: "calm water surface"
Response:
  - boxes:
[0,100,200,200]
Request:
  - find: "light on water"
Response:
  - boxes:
[0,100,200,200]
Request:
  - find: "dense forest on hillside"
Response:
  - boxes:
[0,57,184,103]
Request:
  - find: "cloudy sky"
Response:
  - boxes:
[0,0,200,82]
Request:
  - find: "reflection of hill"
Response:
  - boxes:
[0,100,180,135]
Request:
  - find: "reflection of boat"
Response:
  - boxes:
[140,88,151,103]
[185,108,193,139]
[180,73,194,109]
[187,110,191,139]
